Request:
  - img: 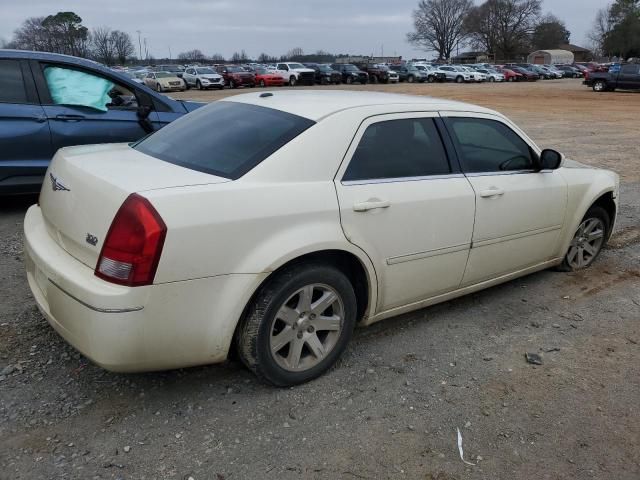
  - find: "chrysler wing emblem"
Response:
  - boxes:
[50,173,70,192]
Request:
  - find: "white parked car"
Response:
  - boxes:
[475,68,506,82]
[459,66,487,82]
[143,71,185,92]
[182,66,224,90]
[438,66,474,83]
[25,91,619,386]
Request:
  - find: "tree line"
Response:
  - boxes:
[589,0,640,59]
[1,11,348,65]
[407,0,570,61]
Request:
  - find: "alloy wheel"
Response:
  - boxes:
[566,217,605,269]
[269,284,344,372]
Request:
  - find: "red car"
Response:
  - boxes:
[496,67,523,82]
[215,65,256,88]
[254,68,285,87]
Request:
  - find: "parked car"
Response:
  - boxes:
[509,66,538,81]
[182,66,225,90]
[458,66,487,82]
[357,63,398,84]
[143,71,186,92]
[253,67,286,87]
[24,90,619,385]
[275,62,316,86]
[584,63,640,92]
[120,70,144,84]
[555,65,583,78]
[413,65,447,83]
[495,67,523,82]
[216,65,256,88]
[0,50,203,194]
[391,64,429,83]
[438,65,474,83]
[155,65,185,78]
[474,68,505,82]
[330,63,369,84]
[304,63,342,85]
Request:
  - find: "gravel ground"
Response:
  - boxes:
[1,80,639,479]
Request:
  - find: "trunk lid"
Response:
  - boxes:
[40,143,229,269]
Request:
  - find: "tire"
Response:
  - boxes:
[196,80,203,90]
[185,81,191,90]
[427,75,435,83]
[557,206,610,272]
[407,75,415,83]
[230,80,236,89]
[259,79,266,87]
[156,83,163,92]
[235,263,357,386]
[455,75,464,84]
[593,80,607,92]
[289,76,297,87]
[345,76,353,85]
[489,77,495,82]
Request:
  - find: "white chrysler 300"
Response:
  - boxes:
[25,91,619,386]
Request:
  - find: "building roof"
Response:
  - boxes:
[224,90,495,121]
[558,43,591,53]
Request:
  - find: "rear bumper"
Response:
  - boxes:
[24,205,266,372]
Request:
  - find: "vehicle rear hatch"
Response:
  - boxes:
[39,143,229,269]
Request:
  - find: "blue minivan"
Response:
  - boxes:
[0,50,202,194]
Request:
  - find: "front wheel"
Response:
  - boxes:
[156,83,163,92]
[427,75,435,83]
[557,206,609,272]
[230,80,236,89]
[489,77,495,82]
[236,264,357,386]
[259,79,266,87]
[289,76,297,86]
[455,76,463,84]
[407,75,415,83]
[593,80,607,92]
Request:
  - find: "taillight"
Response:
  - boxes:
[95,194,167,287]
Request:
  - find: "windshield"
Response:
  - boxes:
[343,65,359,72]
[317,65,332,72]
[155,72,174,78]
[196,68,215,74]
[288,63,305,69]
[134,102,315,180]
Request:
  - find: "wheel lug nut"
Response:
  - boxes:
[309,314,316,320]
[297,332,303,339]
[307,326,314,333]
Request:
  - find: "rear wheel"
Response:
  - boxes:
[289,76,297,86]
[489,76,495,82]
[345,76,353,85]
[508,76,514,82]
[236,264,357,386]
[558,206,609,272]
[196,80,203,90]
[259,79,266,87]
[230,79,237,89]
[156,83,163,92]
[455,75,463,83]
[407,75,415,83]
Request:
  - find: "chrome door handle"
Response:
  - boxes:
[353,199,391,212]
[479,188,505,198]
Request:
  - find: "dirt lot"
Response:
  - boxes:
[1,79,639,480]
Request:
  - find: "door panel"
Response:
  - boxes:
[462,172,567,284]
[334,113,476,312]
[43,105,148,151]
[441,112,568,285]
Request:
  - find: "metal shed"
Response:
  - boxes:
[527,49,574,65]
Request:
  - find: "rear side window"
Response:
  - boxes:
[0,60,28,104]
[621,64,639,74]
[343,118,451,181]
[134,102,315,179]
[446,117,535,173]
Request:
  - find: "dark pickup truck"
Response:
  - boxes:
[584,64,640,92]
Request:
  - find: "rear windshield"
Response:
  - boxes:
[133,101,315,179]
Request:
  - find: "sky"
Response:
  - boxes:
[0,0,612,60]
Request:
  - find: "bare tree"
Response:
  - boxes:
[407,0,474,60]
[91,27,115,65]
[464,0,542,60]
[210,53,225,62]
[286,47,304,59]
[177,49,206,62]
[110,30,135,65]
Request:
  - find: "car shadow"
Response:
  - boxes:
[0,194,38,214]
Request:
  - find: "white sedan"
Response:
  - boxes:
[25,91,619,386]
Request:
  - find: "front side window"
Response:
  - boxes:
[343,118,450,182]
[134,102,315,179]
[621,64,639,74]
[446,118,535,173]
[0,60,28,104]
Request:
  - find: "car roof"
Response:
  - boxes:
[0,49,107,69]
[224,90,496,121]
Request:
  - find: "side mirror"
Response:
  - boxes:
[539,149,563,170]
